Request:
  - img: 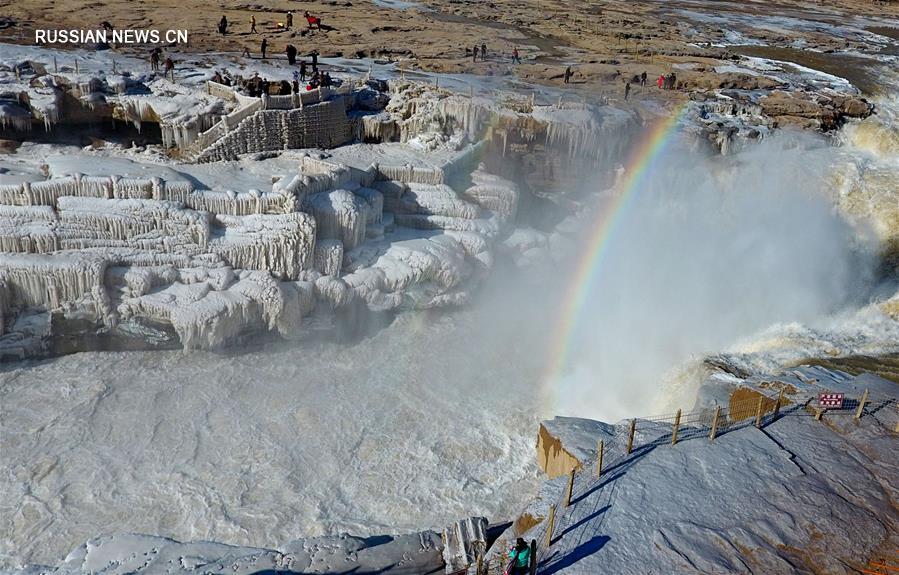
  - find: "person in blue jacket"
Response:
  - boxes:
[506,538,531,575]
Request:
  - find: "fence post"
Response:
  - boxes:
[544,504,556,548]
[671,409,682,445]
[596,439,604,478]
[709,406,721,440]
[75,58,79,74]
[626,419,636,454]
[565,468,575,507]
[774,388,784,417]
[755,396,765,428]
[54,56,58,73]
[855,389,868,420]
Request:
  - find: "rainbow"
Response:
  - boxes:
[542,104,689,408]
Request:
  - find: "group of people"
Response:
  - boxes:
[237,69,335,96]
[471,43,488,62]
[623,71,649,100]
[233,10,325,35]
[657,72,678,90]
[472,44,523,64]
[209,70,235,86]
[149,48,175,76]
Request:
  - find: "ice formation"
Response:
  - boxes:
[0,46,658,360]
[23,530,448,575]
[0,75,550,356]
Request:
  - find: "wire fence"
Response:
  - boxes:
[471,388,898,575]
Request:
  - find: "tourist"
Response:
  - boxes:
[481,43,487,60]
[311,50,319,73]
[507,538,531,575]
[279,79,291,95]
[261,37,268,59]
[150,48,161,71]
[657,74,664,89]
[670,72,677,90]
[163,57,174,80]
[286,11,293,29]
[250,15,257,34]
[640,71,647,87]
[218,15,228,35]
[300,60,307,81]
[243,46,251,58]
[512,46,520,64]
[624,80,631,100]
[304,11,322,30]
[472,45,479,62]
[563,66,572,84]
[286,44,297,65]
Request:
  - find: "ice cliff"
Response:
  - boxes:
[0,151,520,358]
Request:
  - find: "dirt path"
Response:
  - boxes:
[1,0,896,99]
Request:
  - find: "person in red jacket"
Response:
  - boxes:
[657,74,664,89]
[305,11,322,30]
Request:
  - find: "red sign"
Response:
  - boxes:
[818,393,844,408]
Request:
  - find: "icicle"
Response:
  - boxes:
[303,189,368,250]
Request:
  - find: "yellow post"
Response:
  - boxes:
[596,439,604,478]
[671,409,682,445]
[855,389,869,420]
[626,419,636,454]
[544,504,556,548]
[709,406,721,440]
[565,467,575,507]
[774,388,785,417]
[815,408,824,421]
[476,555,483,575]
[755,396,765,428]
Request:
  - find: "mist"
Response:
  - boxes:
[553,132,879,422]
